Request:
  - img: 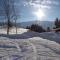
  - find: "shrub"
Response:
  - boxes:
[29,24,46,33]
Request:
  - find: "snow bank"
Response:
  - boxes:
[0,37,60,60]
[39,32,60,43]
[0,28,60,60]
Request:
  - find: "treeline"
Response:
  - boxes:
[26,18,60,33]
[6,18,60,33]
[26,24,46,33]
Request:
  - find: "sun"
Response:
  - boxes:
[34,9,45,20]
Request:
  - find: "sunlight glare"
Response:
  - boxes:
[34,9,45,20]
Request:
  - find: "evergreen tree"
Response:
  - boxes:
[47,27,50,32]
[55,18,60,28]
[30,24,46,33]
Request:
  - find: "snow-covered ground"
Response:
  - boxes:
[0,28,60,60]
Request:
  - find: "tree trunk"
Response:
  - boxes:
[7,25,9,35]
[15,19,17,34]
[15,21,17,34]
[7,19,10,35]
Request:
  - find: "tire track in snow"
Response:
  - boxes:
[29,38,60,59]
[26,41,37,60]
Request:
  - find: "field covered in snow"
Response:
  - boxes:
[0,28,60,60]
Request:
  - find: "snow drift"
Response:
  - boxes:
[0,28,60,60]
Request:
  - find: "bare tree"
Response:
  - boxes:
[13,6,18,34]
[2,0,19,35]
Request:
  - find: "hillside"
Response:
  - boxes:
[20,21,55,29]
[0,21,55,30]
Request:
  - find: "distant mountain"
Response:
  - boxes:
[17,21,55,30]
[0,21,55,30]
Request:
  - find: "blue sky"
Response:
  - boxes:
[18,0,60,22]
[0,0,60,22]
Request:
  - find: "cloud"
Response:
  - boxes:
[42,0,59,5]
[23,0,60,9]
